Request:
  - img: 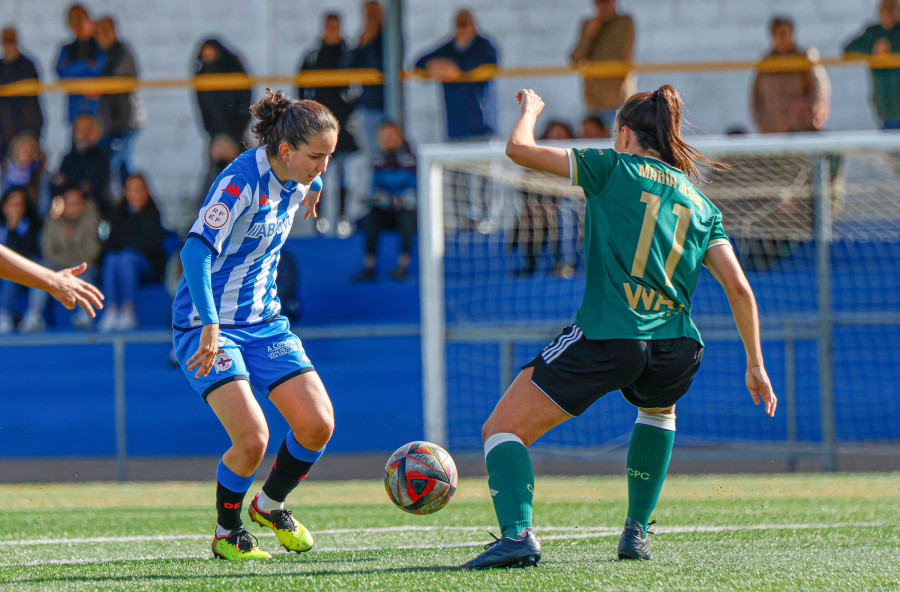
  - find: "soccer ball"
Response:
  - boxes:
[384,441,458,515]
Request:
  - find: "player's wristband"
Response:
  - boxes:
[310,175,323,192]
[180,236,219,326]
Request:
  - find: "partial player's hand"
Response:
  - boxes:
[186,323,221,379]
[746,366,777,417]
[48,263,105,317]
[515,89,545,117]
[301,190,321,220]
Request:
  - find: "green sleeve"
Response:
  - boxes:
[708,215,730,247]
[570,148,619,196]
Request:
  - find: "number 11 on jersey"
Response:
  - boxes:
[630,191,692,293]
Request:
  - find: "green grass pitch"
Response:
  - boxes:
[1,473,898,591]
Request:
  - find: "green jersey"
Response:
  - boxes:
[569,148,730,345]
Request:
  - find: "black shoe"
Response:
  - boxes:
[617,517,653,560]
[389,265,408,281]
[351,267,376,283]
[460,528,542,569]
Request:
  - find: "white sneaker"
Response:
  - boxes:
[72,308,94,330]
[0,312,13,334]
[97,310,121,333]
[118,310,137,331]
[18,311,46,333]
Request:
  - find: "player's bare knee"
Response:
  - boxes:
[296,418,333,451]
[233,434,267,467]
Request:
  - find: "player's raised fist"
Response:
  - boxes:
[516,89,544,116]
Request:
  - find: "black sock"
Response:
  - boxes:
[261,438,318,503]
[216,482,247,531]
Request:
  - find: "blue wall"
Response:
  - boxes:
[1,236,898,458]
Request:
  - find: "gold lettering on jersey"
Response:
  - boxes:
[639,164,704,209]
[624,282,642,309]
[654,294,675,310]
[623,282,677,312]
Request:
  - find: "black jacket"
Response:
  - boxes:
[104,199,167,281]
[193,39,251,146]
[55,146,111,215]
[299,40,358,154]
[0,54,44,152]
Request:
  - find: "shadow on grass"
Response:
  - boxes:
[6,562,463,586]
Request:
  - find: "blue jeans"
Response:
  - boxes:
[101,130,139,198]
[102,249,151,307]
[0,276,47,318]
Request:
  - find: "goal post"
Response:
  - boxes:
[418,132,900,468]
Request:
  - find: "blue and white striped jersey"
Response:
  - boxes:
[172,147,311,329]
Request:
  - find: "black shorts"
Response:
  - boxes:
[524,325,703,416]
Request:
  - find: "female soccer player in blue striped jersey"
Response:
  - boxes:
[462,86,778,569]
[172,89,336,560]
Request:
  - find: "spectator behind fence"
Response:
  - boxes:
[752,17,831,133]
[41,184,101,329]
[352,121,417,282]
[570,0,636,131]
[56,4,106,125]
[845,0,900,128]
[300,12,360,235]
[52,114,111,217]
[0,27,44,163]
[1,134,51,215]
[347,1,386,158]
[580,115,610,138]
[415,9,498,141]
[95,16,146,200]
[193,38,252,148]
[0,186,45,333]
[97,173,165,333]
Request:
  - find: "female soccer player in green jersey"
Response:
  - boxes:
[461,86,778,569]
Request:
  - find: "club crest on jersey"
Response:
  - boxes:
[204,204,230,229]
[248,218,290,239]
[213,351,233,373]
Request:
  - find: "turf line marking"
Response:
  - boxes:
[0,522,881,568]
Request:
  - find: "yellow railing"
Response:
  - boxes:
[0,53,893,97]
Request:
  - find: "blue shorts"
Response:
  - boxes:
[173,316,315,401]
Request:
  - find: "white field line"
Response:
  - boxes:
[0,522,882,568]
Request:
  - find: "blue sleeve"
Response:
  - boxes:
[180,236,219,325]
[415,41,453,69]
[472,38,498,68]
[310,175,323,192]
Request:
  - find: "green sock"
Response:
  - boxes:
[485,435,534,538]
[626,414,676,534]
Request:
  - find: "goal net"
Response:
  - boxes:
[418,133,900,465]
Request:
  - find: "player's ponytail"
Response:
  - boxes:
[251,88,339,155]
[617,85,726,182]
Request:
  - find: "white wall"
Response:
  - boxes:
[0,0,882,229]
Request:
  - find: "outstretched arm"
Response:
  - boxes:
[505,89,570,178]
[0,244,104,316]
[704,244,777,417]
[181,237,220,379]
